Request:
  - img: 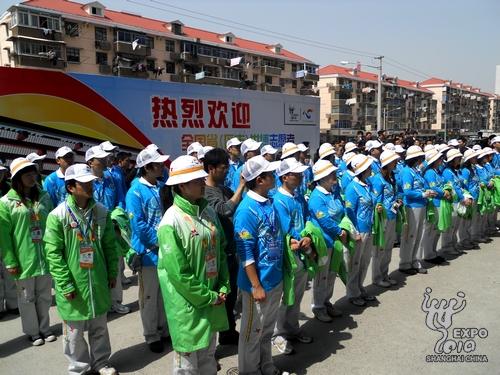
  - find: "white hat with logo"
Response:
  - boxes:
[186,142,204,156]
[280,142,300,159]
[166,155,208,186]
[312,159,338,181]
[100,141,118,152]
[276,157,309,177]
[55,146,74,159]
[380,150,400,168]
[85,145,110,162]
[26,152,46,162]
[344,141,358,153]
[226,137,242,149]
[318,143,336,160]
[136,147,170,168]
[405,145,425,160]
[10,157,36,179]
[241,155,280,182]
[260,145,278,156]
[425,149,442,166]
[65,164,98,183]
[351,154,374,176]
[446,149,463,163]
[241,138,262,156]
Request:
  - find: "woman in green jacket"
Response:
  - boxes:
[158,155,230,374]
[0,158,55,346]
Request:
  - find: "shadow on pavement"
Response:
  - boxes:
[109,341,171,373]
[0,323,62,358]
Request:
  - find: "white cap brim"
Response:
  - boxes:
[354,158,374,176]
[277,164,309,177]
[86,151,110,161]
[463,153,479,163]
[381,154,400,168]
[405,151,425,160]
[264,161,280,173]
[313,165,338,181]
[345,145,358,153]
[319,149,335,160]
[446,154,462,162]
[166,169,208,186]
[73,175,98,183]
[426,154,442,167]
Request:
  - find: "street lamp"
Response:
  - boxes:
[383,106,401,130]
[341,56,384,131]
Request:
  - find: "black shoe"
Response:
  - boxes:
[393,242,401,248]
[219,330,239,346]
[414,268,428,274]
[6,308,19,315]
[148,340,164,353]
[399,268,417,275]
[425,257,441,264]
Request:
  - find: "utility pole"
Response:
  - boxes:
[375,56,384,132]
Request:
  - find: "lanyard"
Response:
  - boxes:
[66,203,94,243]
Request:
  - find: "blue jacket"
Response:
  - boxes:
[475,164,491,184]
[226,160,242,190]
[484,162,495,179]
[234,190,283,293]
[273,187,307,241]
[345,177,376,233]
[42,169,67,207]
[371,173,398,220]
[308,186,343,248]
[442,167,465,202]
[298,167,313,197]
[460,167,479,200]
[423,168,446,207]
[110,166,128,209]
[125,177,163,267]
[492,153,500,174]
[92,170,124,211]
[401,166,427,208]
[394,161,405,195]
[340,170,355,193]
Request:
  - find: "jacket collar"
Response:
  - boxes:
[354,177,368,187]
[173,193,207,217]
[56,168,64,178]
[66,193,96,212]
[247,189,268,203]
[316,185,331,195]
[278,186,295,198]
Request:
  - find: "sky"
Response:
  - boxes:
[2,0,499,92]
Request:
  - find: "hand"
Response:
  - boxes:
[339,230,348,245]
[7,267,19,275]
[299,237,312,250]
[64,292,76,300]
[443,190,451,200]
[376,204,383,213]
[239,174,246,187]
[290,238,300,252]
[251,285,266,302]
[214,293,227,305]
[463,198,472,207]
[487,181,494,189]
[108,278,117,289]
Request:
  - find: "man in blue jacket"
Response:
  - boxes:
[43,146,74,206]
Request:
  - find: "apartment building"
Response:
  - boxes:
[0,0,319,95]
[317,64,436,137]
[488,95,500,132]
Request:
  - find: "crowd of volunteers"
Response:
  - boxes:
[1,131,499,375]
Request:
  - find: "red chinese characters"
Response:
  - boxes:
[231,102,250,129]
[152,96,178,128]
[181,98,205,128]
[207,100,229,128]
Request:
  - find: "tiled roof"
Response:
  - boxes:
[421,77,491,97]
[19,0,312,63]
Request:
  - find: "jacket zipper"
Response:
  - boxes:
[88,269,96,318]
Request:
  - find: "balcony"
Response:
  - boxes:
[261,65,282,76]
[114,66,149,79]
[302,72,319,82]
[95,40,111,51]
[176,73,242,88]
[98,64,112,74]
[197,55,228,66]
[13,54,65,69]
[299,88,318,96]
[165,51,181,61]
[8,25,64,42]
[260,83,282,93]
[114,41,151,57]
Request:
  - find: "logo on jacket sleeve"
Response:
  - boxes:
[315,211,325,219]
[238,229,253,240]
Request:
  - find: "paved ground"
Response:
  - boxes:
[1,237,499,375]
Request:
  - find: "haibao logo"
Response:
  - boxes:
[421,287,488,363]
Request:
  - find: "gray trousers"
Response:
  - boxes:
[440,210,459,251]
[0,261,18,311]
[471,206,486,241]
[16,274,52,337]
[372,219,396,283]
[238,283,283,375]
[110,257,123,304]
[274,256,308,338]
[138,266,168,343]
[422,218,440,260]
[457,215,473,246]
[311,248,337,309]
[399,207,425,270]
[63,314,111,375]
[173,334,217,375]
[346,233,373,299]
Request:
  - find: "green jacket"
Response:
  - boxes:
[157,194,230,353]
[0,189,53,280]
[43,195,118,321]
[110,207,133,257]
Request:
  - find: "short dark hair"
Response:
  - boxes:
[116,151,132,162]
[203,148,229,172]
[65,179,76,194]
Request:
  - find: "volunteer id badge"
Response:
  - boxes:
[268,240,281,261]
[206,252,217,278]
[79,245,94,269]
[31,227,42,243]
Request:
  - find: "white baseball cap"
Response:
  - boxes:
[65,164,98,183]
[100,141,118,152]
[463,149,479,163]
[365,140,383,152]
[383,142,395,152]
[85,145,110,162]
[226,137,242,149]
[318,143,335,160]
[26,152,46,162]
[405,145,425,160]
[351,154,373,176]
[146,143,159,151]
[281,142,300,159]
[447,139,459,147]
[241,155,279,182]
[344,142,358,153]
[472,144,482,151]
[55,146,74,159]
[187,142,204,156]
[491,136,500,145]
[425,149,442,166]
[380,150,400,168]
[241,138,262,157]
[394,145,406,154]
[197,146,214,160]
[10,157,36,179]
[312,159,338,181]
[297,143,309,152]
[136,147,170,168]
[260,145,278,156]
[166,155,208,186]
[276,157,309,177]
[446,149,463,163]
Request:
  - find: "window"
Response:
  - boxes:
[18,40,61,57]
[172,23,182,35]
[66,48,80,63]
[96,52,108,65]
[95,27,107,41]
[91,7,103,16]
[19,12,29,26]
[116,30,153,48]
[165,39,175,52]
[265,75,273,85]
[64,22,79,37]
[292,80,297,88]
[222,68,240,80]
[165,62,175,74]
[252,74,259,83]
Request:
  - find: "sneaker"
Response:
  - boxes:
[349,297,366,307]
[30,336,45,346]
[219,329,239,346]
[312,308,333,323]
[148,340,164,353]
[43,333,57,342]
[272,336,294,355]
[291,333,313,344]
[375,280,391,288]
[399,268,417,275]
[325,302,343,317]
[98,366,117,375]
[110,303,130,314]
